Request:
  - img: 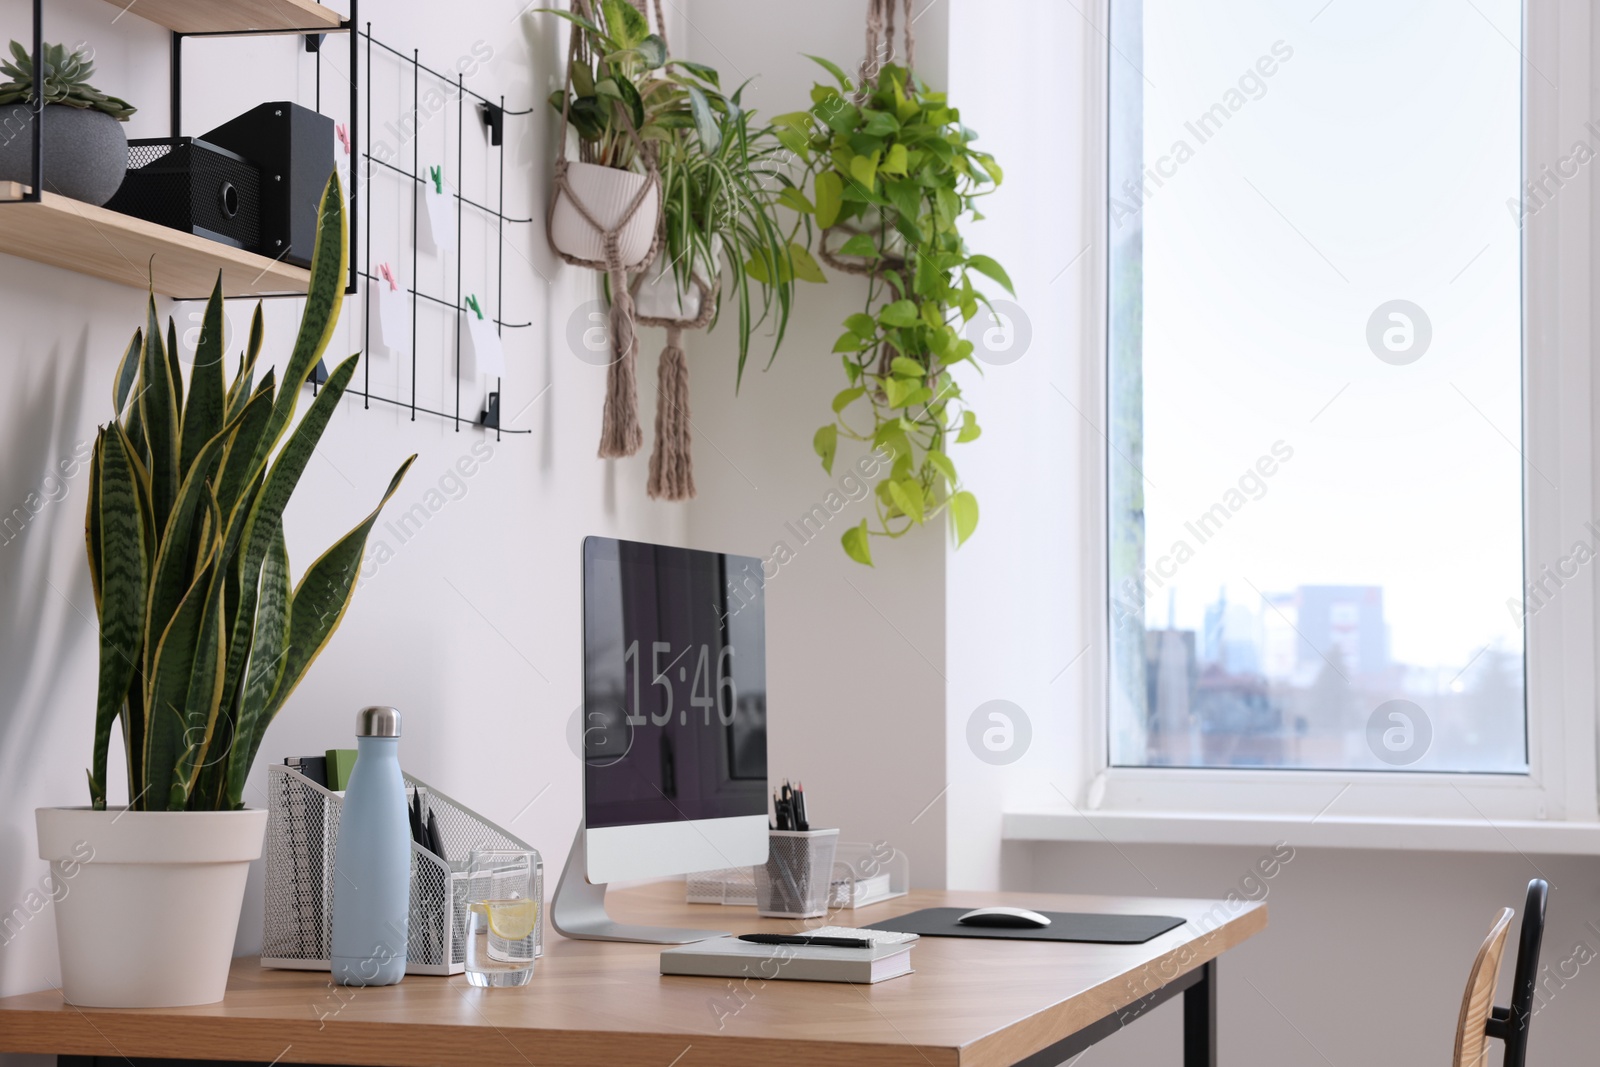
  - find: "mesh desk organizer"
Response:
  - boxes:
[264,764,542,975]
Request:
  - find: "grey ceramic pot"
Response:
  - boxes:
[0,104,129,205]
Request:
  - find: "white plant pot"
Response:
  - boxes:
[635,236,723,321]
[36,806,268,1007]
[550,161,659,270]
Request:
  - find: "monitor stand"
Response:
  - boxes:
[550,821,730,944]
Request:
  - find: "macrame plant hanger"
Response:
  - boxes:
[816,0,917,379]
[633,257,714,501]
[546,0,664,458]
[626,0,715,501]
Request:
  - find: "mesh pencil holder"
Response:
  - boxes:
[263,764,542,976]
[754,829,840,918]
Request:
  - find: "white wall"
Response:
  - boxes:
[680,0,953,885]
[0,0,686,1001]
[939,0,1097,891]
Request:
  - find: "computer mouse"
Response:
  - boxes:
[956,906,1052,929]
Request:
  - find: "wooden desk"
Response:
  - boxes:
[0,881,1265,1067]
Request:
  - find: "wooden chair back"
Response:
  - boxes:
[1453,907,1514,1067]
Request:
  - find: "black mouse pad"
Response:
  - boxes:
[865,908,1186,945]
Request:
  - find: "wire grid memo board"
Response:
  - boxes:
[307,23,536,438]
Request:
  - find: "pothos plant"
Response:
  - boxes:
[544,0,817,377]
[775,59,1009,566]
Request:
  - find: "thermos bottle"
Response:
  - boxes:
[331,705,410,986]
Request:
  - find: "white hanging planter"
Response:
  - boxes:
[36,806,268,1007]
[549,161,660,270]
[635,235,723,322]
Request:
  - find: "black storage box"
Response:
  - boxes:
[202,102,334,268]
[104,137,263,250]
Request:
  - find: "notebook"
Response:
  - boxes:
[660,936,914,984]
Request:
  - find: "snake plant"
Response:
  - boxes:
[85,170,414,812]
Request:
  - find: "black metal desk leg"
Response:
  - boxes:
[1183,960,1217,1067]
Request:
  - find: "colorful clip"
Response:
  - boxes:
[429,165,443,194]
[335,122,351,156]
[378,263,398,291]
[464,294,484,320]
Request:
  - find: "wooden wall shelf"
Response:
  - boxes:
[99,0,344,34]
[0,184,311,299]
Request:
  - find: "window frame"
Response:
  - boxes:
[1077,0,1599,824]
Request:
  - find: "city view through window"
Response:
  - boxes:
[1107,0,1527,772]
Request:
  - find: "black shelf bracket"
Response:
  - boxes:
[25,0,41,202]
[0,0,48,204]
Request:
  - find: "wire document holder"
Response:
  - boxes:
[263,763,543,976]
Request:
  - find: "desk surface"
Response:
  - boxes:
[0,881,1266,1067]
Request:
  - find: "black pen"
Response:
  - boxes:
[738,934,872,948]
[408,790,424,845]
[426,808,446,861]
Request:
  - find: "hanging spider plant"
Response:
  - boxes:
[652,66,820,385]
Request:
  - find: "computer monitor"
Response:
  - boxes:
[550,536,769,943]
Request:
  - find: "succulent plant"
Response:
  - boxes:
[0,41,136,121]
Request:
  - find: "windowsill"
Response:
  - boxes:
[1002,809,1600,855]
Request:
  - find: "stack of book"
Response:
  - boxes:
[660,935,914,984]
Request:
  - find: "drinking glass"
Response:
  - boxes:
[464,848,539,987]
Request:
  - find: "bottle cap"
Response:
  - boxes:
[356,705,401,738]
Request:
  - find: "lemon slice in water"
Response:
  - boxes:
[481,898,537,941]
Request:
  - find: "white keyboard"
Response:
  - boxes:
[805,925,920,946]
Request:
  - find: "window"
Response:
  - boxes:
[1106,0,1527,773]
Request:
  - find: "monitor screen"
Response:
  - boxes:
[582,537,768,830]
